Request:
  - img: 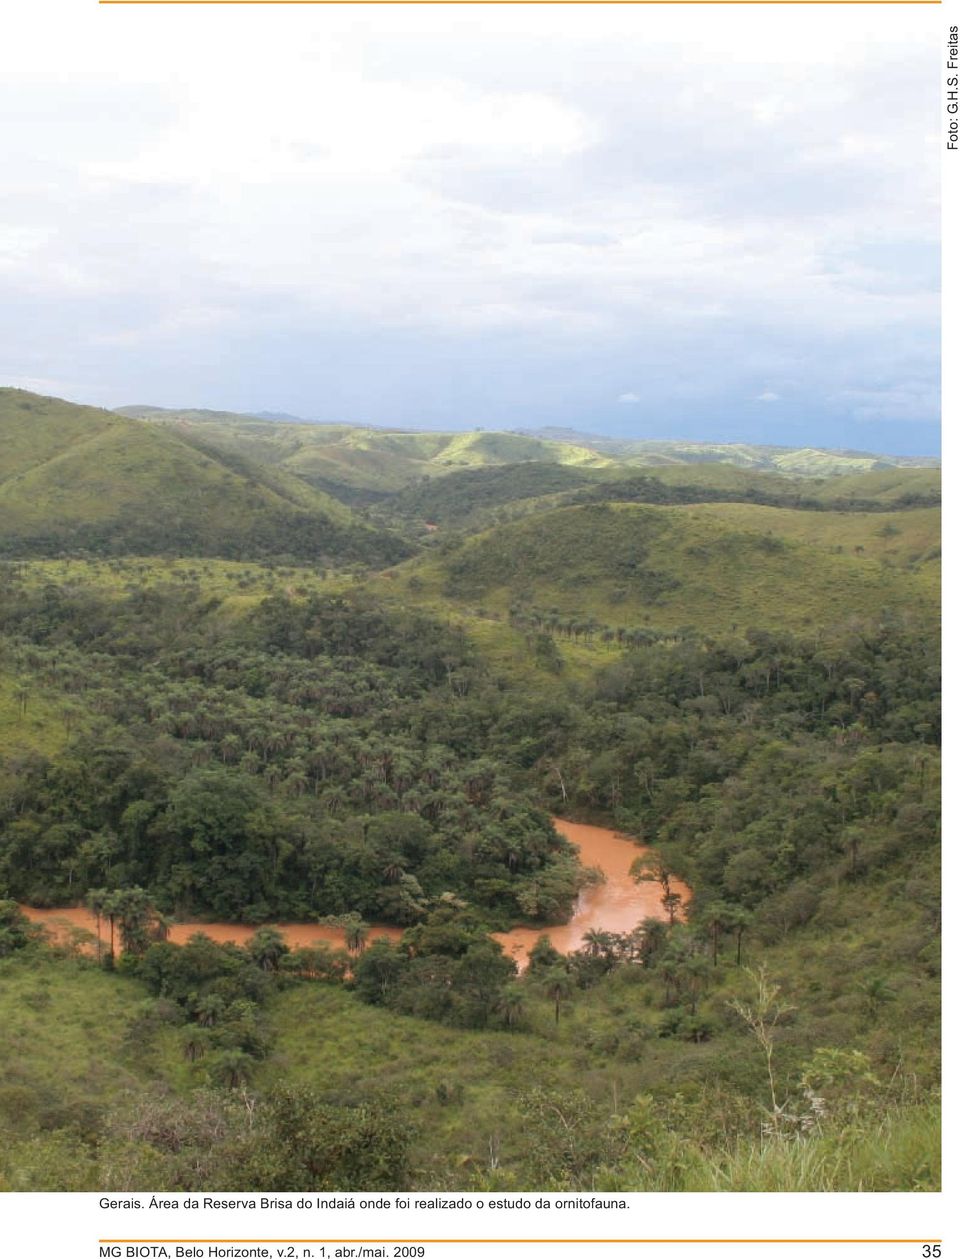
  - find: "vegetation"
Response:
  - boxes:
[414,502,938,637]
[0,389,939,1191]
[0,390,409,564]
[115,402,937,504]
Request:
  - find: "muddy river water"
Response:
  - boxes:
[23,817,686,966]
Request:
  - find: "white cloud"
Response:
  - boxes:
[756,391,780,402]
[0,0,940,438]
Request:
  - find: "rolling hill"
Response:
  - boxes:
[116,407,616,501]
[387,500,939,637]
[114,405,940,514]
[0,390,409,564]
[515,428,939,475]
[381,460,940,533]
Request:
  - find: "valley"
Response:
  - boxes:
[20,818,687,967]
[0,389,940,1193]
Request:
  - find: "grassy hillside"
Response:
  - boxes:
[119,406,937,509]
[806,467,941,505]
[380,459,941,539]
[124,408,614,499]
[389,501,938,638]
[0,391,409,565]
[519,430,938,476]
[387,463,602,524]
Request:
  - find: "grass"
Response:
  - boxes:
[381,501,939,641]
[0,954,150,1126]
[678,502,940,571]
[5,555,335,600]
[0,389,404,563]
[0,674,74,757]
[0,833,940,1193]
[114,399,938,502]
[677,1105,940,1191]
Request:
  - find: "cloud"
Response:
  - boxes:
[756,391,780,402]
[0,1,940,450]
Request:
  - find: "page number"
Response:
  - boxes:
[922,1246,941,1257]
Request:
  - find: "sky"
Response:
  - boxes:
[0,3,942,454]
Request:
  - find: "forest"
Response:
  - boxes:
[0,390,941,1192]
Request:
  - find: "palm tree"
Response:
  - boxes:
[542,966,574,1026]
[209,1048,254,1089]
[728,907,752,966]
[247,926,288,972]
[859,976,896,1021]
[383,859,405,885]
[102,889,124,964]
[85,888,108,964]
[343,920,370,955]
[180,1026,212,1062]
[115,887,153,956]
[497,986,526,1030]
[194,993,226,1027]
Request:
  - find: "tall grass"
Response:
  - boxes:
[689,1104,940,1192]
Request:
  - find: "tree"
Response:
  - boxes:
[247,927,289,973]
[0,900,39,956]
[661,891,683,926]
[542,966,574,1026]
[859,975,896,1021]
[497,986,526,1030]
[114,887,153,956]
[85,887,109,964]
[351,939,405,1004]
[240,1084,414,1191]
[343,919,370,955]
[700,901,739,967]
[453,941,517,1026]
[526,934,563,975]
[209,1048,254,1089]
[631,855,672,898]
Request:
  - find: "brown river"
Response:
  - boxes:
[22,818,687,967]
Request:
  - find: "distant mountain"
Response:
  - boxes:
[513,429,939,474]
[0,390,410,564]
[113,406,939,511]
[249,410,313,423]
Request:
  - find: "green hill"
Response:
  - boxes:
[396,500,938,636]
[0,390,409,564]
[116,406,938,510]
[120,408,614,499]
[386,463,602,524]
[518,429,938,476]
[383,458,941,537]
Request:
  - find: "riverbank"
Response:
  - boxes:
[22,817,686,965]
